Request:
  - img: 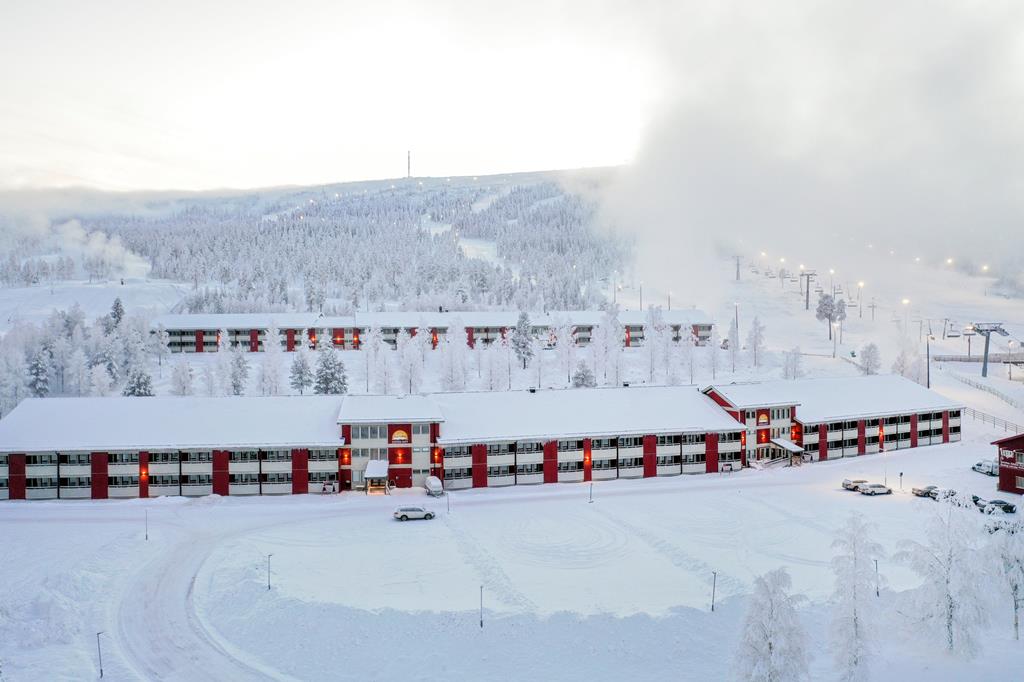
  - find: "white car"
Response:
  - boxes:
[858,483,892,496]
[393,506,434,521]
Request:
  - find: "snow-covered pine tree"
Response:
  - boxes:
[122,369,154,397]
[571,360,597,388]
[746,316,766,368]
[228,341,249,396]
[736,567,809,682]
[171,358,194,396]
[151,324,171,371]
[989,520,1024,640]
[511,311,533,370]
[110,297,125,327]
[314,340,348,395]
[644,307,665,382]
[201,363,218,397]
[894,502,988,655]
[860,343,881,375]
[258,324,282,396]
[395,329,422,394]
[362,327,384,392]
[681,328,696,384]
[289,349,313,395]
[66,348,89,396]
[27,349,50,397]
[830,514,885,682]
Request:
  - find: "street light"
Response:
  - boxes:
[267,553,274,590]
[857,281,865,318]
[901,298,910,331]
[668,290,673,310]
[926,335,934,388]
[832,322,839,358]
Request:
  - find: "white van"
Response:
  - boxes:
[425,476,444,497]
[972,460,998,476]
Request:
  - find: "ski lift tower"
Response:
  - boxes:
[968,323,1009,377]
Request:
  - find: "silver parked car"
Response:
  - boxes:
[393,506,435,521]
[858,483,892,496]
[842,479,868,491]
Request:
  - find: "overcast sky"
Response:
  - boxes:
[0,0,666,191]
[3,1,1023,283]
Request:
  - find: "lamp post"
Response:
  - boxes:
[96,631,105,678]
[926,335,934,388]
[734,302,740,342]
[901,298,910,332]
[1010,341,1017,381]
[668,290,672,311]
[857,281,864,318]
[267,553,273,591]
[832,323,839,358]
[639,280,644,311]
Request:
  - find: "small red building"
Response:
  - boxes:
[995,433,1024,495]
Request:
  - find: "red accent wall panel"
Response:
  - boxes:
[791,421,804,446]
[291,449,309,494]
[431,328,438,349]
[139,451,149,499]
[338,448,352,490]
[286,329,296,352]
[703,390,735,410]
[333,328,344,348]
[195,330,204,353]
[308,328,317,348]
[249,329,259,353]
[857,421,866,455]
[942,411,950,443]
[818,424,829,461]
[543,441,558,483]
[341,424,351,445]
[212,450,229,496]
[583,438,592,482]
[429,422,439,443]
[431,447,444,481]
[7,454,25,500]
[91,453,108,500]
[471,444,488,488]
[705,432,719,474]
[642,435,657,478]
[910,414,919,448]
[466,327,475,349]
[388,467,413,488]
[625,327,631,347]
[353,329,361,350]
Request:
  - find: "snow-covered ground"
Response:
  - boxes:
[1,421,1021,680]
[0,278,187,334]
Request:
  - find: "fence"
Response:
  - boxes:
[962,407,1023,434]
[950,373,1024,411]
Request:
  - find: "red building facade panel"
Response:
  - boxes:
[291,448,308,494]
[212,450,229,495]
[642,435,656,478]
[705,432,719,474]
[583,438,592,482]
[857,421,866,455]
[910,414,919,448]
[7,453,25,500]
[471,444,488,488]
[139,451,149,499]
[818,424,828,461]
[543,441,558,483]
[91,452,108,500]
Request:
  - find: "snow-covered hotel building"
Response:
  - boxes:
[150,309,714,353]
[0,376,960,501]
[995,433,1024,496]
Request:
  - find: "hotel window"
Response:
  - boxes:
[618,437,642,449]
[445,446,472,458]
[309,449,338,461]
[487,443,511,455]
[148,453,179,463]
[487,466,512,477]
[558,440,584,451]
[183,451,213,462]
[412,424,430,436]
[517,441,543,453]
[182,474,212,485]
[149,475,178,486]
[805,442,819,452]
[681,452,706,464]
[108,476,139,487]
[656,455,680,465]
[657,435,681,447]
[592,458,616,470]
[719,432,741,443]
[619,457,643,468]
[229,473,259,484]
[58,477,91,488]
[263,450,290,461]
[309,472,338,483]
[443,468,472,480]
[261,473,292,483]
[109,453,140,464]
[354,425,386,440]
[26,477,58,488]
[516,463,543,475]
[59,453,92,464]
[229,451,260,462]
[26,454,58,465]
[557,461,583,472]
[592,438,615,450]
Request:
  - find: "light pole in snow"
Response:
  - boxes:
[711,571,718,612]
[479,585,484,629]
[96,631,105,678]
[857,281,865,318]
[145,509,148,541]
[267,553,274,591]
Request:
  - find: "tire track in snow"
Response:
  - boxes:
[442,515,537,613]
[590,506,746,596]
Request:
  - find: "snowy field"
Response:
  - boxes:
[0,279,186,333]
[2,421,1022,681]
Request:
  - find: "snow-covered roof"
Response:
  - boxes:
[705,375,963,424]
[336,395,444,424]
[150,313,335,331]
[430,386,743,445]
[0,396,346,453]
[771,437,804,453]
[151,308,713,332]
[364,460,389,478]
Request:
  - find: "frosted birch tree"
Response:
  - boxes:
[728,317,740,373]
[258,324,282,395]
[830,514,885,682]
[171,358,194,396]
[554,316,576,384]
[708,327,721,380]
[361,327,385,392]
[989,520,1024,641]
[746,316,766,368]
[860,343,881,375]
[895,503,988,655]
[736,567,809,682]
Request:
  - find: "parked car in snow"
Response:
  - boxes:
[971,496,1017,514]
[425,476,444,497]
[929,488,958,501]
[842,479,868,491]
[912,485,938,497]
[393,506,435,521]
[859,483,893,496]
[972,460,999,476]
